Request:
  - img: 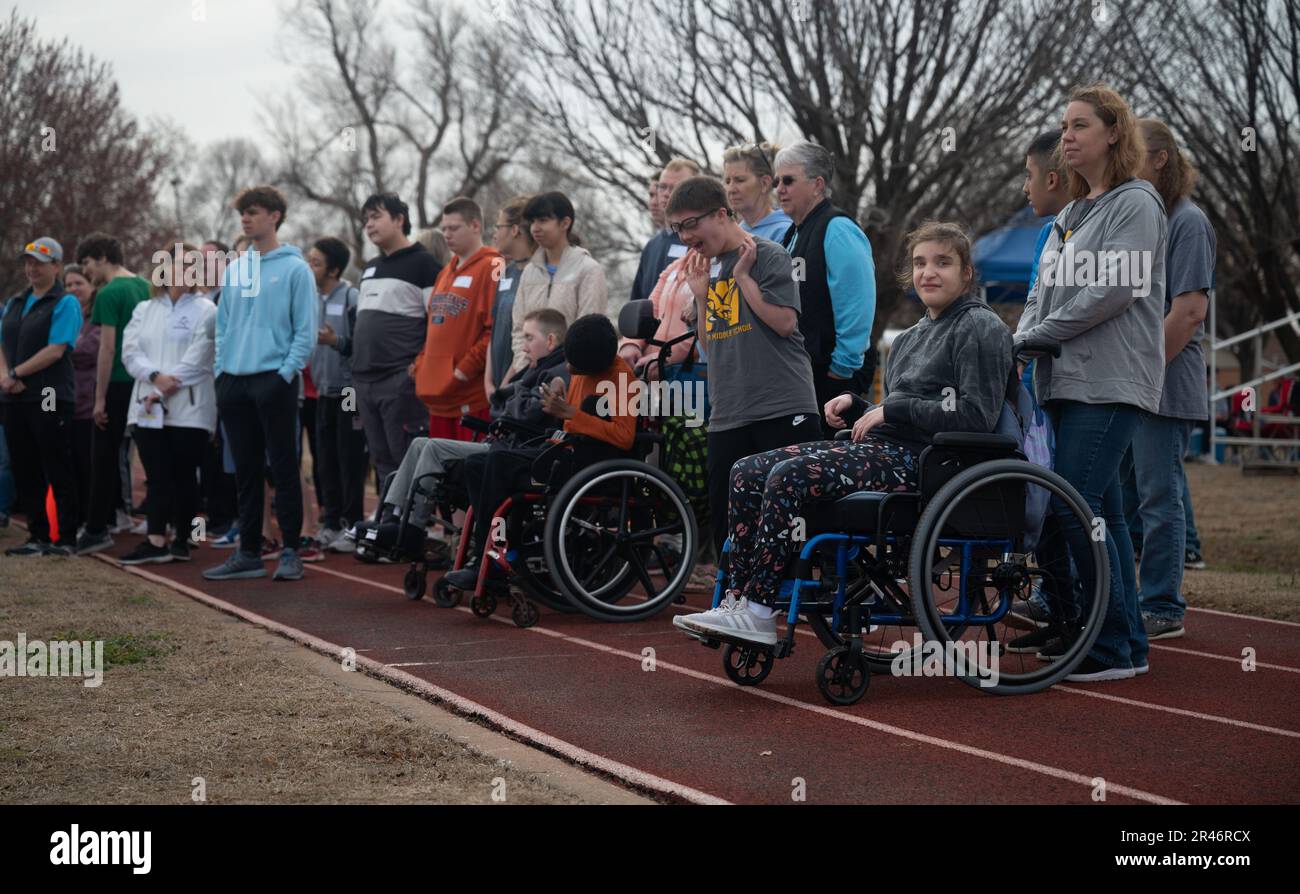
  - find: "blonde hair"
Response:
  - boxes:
[1137,117,1197,214]
[151,242,202,297]
[1063,84,1146,199]
[896,221,975,295]
[662,157,701,177]
[722,141,780,180]
[415,228,451,266]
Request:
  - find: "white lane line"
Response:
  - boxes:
[107,560,730,806]
[1052,686,1300,738]
[478,611,1181,805]
[1151,643,1300,674]
[1187,606,1300,628]
[386,652,587,668]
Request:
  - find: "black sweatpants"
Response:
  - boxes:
[201,421,237,531]
[133,426,208,539]
[315,394,369,530]
[706,412,823,553]
[85,380,133,535]
[72,417,95,527]
[463,446,541,552]
[300,396,321,519]
[216,371,302,556]
[4,401,79,545]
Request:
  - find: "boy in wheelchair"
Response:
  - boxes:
[674,221,1013,647]
[354,309,570,561]
[440,313,638,590]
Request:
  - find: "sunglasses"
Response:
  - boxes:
[669,208,726,235]
[775,175,804,187]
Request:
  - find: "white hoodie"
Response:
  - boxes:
[121,292,218,433]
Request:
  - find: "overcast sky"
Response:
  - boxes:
[12,0,293,148]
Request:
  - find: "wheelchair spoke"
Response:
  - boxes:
[624,522,684,544]
[580,540,622,590]
[624,546,658,600]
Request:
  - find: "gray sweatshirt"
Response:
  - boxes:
[859,295,1013,450]
[311,280,359,396]
[1016,179,1168,412]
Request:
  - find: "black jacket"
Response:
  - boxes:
[490,347,572,435]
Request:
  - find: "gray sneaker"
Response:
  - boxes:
[202,551,267,580]
[273,547,305,581]
[1143,613,1185,640]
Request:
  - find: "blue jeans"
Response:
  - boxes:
[1129,416,1192,620]
[1046,401,1146,669]
[0,423,14,514]
[1181,465,1201,553]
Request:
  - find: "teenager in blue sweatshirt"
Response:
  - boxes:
[203,186,317,583]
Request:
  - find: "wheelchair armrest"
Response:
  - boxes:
[460,414,492,434]
[1015,338,1062,361]
[492,416,549,439]
[833,428,852,441]
[931,431,1020,452]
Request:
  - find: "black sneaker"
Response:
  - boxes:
[45,543,74,557]
[1036,636,1070,661]
[75,528,114,556]
[118,540,173,565]
[1184,549,1206,570]
[169,541,192,562]
[1006,626,1055,654]
[5,539,49,557]
[1065,656,1136,682]
[442,567,481,590]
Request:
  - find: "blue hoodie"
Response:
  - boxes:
[742,208,794,243]
[214,244,318,382]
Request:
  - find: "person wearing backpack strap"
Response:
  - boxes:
[309,237,368,552]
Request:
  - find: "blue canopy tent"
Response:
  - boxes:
[972,206,1053,303]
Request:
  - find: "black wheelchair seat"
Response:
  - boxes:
[805,489,918,535]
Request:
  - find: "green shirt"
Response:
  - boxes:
[91,275,151,383]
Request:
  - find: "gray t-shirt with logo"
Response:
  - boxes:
[704,236,818,431]
[1159,199,1215,420]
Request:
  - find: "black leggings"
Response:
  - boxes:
[133,426,209,539]
[706,412,824,553]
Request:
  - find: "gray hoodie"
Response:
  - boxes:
[311,280,359,396]
[864,295,1013,451]
[1016,179,1168,412]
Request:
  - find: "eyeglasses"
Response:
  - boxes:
[726,142,774,177]
[669,208,725,235]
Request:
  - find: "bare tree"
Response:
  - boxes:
[0,11,170,294]
[1117,0,1300,369]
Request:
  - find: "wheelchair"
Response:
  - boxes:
[689,343,1110,706]
[431,301,703,627]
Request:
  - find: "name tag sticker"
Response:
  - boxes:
[667,243,688,258]
[709,261,722,278]
[325,301,344,317]
[497,277,513,291]
[361,267,376,279]
[453,275,473,288]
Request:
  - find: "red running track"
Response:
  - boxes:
[95,540,1300,805]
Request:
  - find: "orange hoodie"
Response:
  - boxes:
[561,357,638,452]
[413,246,502,417]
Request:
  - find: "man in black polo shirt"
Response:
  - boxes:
[0,237,82,556]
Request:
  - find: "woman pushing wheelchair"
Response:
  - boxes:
[673,220,1013,647]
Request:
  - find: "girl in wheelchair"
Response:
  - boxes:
[674,221,1013,646]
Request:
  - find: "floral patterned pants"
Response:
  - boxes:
[727,435,919,605]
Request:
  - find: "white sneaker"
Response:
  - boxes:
[316,527,343,548]
[130,518,148,535]
[110,510,135,534]
[673,593,778,646]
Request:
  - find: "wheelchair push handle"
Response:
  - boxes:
[1014,337,1062,362]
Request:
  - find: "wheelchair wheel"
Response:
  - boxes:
[470,592,497,618]
[908,459,1109,695]
[815,646,870,705]
[506,499,632,614]
[404,568,426,601]
[432,576,461,608]
[511,600,540,629]
[543,460,697,622]
[722,643,773,686]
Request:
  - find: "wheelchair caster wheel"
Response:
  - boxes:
[815,646,869,705]
[403,568,426,601]
[432,576,461,608]
[511,601,540,628]
[723,643,773,687]
[470,593,497,618]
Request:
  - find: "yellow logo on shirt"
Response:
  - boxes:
[705,277,740,333]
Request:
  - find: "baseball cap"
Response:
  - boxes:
[20,237,63,263]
